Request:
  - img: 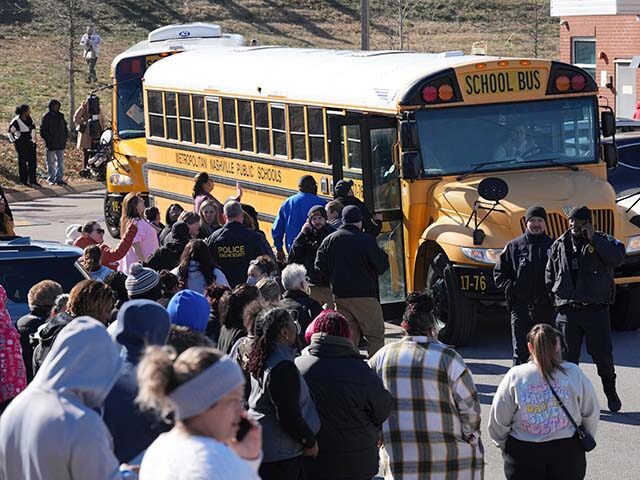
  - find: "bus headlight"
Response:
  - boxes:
[626,235,640,254]
[109,173,134,186]
[461,247,502,264]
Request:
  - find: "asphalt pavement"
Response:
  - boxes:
[9,189,640,479]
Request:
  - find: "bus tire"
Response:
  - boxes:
[104,195,121,239]
[426,253,478,346]
[611,284,640,331]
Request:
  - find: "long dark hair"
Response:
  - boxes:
[247,308,293,383]
[193,172,210,199]
[165,203,184,226]
[82,244,102,272]
[527,324,565,382]
[218,285,261,330]
[177,239,216,288]
[401,291,436,336]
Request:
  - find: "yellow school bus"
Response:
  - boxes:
[142,46,640,344]
[104,23,244,237]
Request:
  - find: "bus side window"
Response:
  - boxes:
[238,100,254,152]
[193,95,206,145]
[255,102,270,154]
[147,90,164,138]
[222,98,238,150]
[289,105,307,161]
[346,125,361,170]
[178,94,192,143]
[271,104,287,157]
[308,107,325,163]
[165,93,178,140]
[206,97,221,146]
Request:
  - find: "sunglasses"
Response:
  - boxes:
[93,228,105,234]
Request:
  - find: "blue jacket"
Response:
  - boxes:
[103,300,172,463]
[272,192,326,251]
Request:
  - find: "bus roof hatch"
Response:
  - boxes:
[148,23,222,43]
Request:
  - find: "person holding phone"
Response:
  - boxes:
[545,206,625,412]
[136,346,262,479]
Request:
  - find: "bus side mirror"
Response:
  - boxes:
[399,120,419,151]
[603,143,618,169]
[401,151,422,180]
[601,111,615,138]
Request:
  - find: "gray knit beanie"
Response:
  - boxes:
[125,263,160,297]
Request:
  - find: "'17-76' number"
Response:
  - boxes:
[459,274,487,292]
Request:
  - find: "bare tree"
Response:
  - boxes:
[397,0,422,50]
[528,0,549,58]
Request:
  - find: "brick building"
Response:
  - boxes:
[551,0,640,117]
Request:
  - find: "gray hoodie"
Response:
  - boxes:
[0,316,124,480]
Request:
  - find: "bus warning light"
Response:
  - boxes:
[438,84,454,101]
[571,74,586,91]
[519,60,531,67]
[422,86,438,102]
[555,75,571,92]
[475,63,487,70]
[497,60,509,67]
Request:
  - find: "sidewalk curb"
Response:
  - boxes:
[4,182,104,203]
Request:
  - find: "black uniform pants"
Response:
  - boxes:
[556,305,616,384]
[503,435,586,480]
[15,142,37,184]
[510,302,555,365]
[260,455,305,480]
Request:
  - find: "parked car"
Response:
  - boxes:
[0,237,85,322]
[616,117,640,134]
[605,131,640,204]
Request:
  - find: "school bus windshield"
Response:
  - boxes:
[115,56,146,139]
[415,97,598,177]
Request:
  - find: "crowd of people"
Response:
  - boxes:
[0,172,612,480]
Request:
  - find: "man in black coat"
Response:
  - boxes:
[545,206,626,412]
[40,99,68,186]
[315,205,389,356]
[494,205,554,365]
[333,179,381,237]
[288,205,335,308]
[295,311,392,480]
[206,200,274,287]
[144,222,190,271]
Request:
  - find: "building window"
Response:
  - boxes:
[572,38,596,79]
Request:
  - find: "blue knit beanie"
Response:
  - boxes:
[167,289,210,333]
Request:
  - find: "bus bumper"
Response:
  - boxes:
[452,264,504,301]
[614,254,640,285]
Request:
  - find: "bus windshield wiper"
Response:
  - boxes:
[456,159,520,181]
[519,156,578,172]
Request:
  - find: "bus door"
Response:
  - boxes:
[328,114,407,312]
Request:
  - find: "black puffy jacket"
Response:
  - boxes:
[40,100,68,150]
[278,290,323,344]
[288,224,335,286]
[545,231,625,307]
[315,225,389,299]
[494,231,553,305]
[295,334,393,480]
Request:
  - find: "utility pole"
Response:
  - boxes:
[361,0,370,50]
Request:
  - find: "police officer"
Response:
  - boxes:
[545,205,625,412]
[206,201,274,287]
[494,205,554,365]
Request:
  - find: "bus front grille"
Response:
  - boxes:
[519,209,614,239]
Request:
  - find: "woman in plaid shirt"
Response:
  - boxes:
[369,292,485,480]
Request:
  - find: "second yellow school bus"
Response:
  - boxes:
[142,46,640,345]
